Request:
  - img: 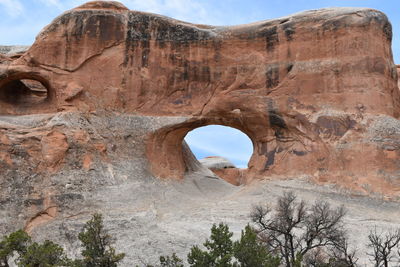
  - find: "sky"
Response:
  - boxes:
[1,0,399,167]
[185,126,253,168]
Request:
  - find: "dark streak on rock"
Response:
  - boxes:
[182,61,189,81]
[274,128,287,140]
[282,22,295,41]
[286,63,293,73]
[260,143,268,155]
[369,12,392,41]
[213,39,222,62]
[71,15,84,39]
[267,99,287,129]
[266,64,280,88]
[86,15,124,41]
[322,19,343,32]
[262,26,279,52]
[382,21,392,41]
[317,116,356,137]
[127,13,212,43]
[124,13,137,66]
[202,66,211,83]
[141,40,150,68]
[292,150,307,156]
[265,148,276,169]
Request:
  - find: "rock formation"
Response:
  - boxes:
[1,1,400,265]
[0,45,29,56]
[199,156,235,169]
[397,65,400,88]
[199,156,246,186]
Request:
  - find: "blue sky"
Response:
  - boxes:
[185,126,253,168]
[1,0,399,167]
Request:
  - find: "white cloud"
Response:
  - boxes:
[161,0,210,23]
[121,0,214,24]
[37,0,62,8]
[0,20,46,45]
[0,0,24,17]
[67,0,218,25]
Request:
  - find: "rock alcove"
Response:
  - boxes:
[0,73,52,111]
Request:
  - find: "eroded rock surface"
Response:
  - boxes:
[199,156,246,186]
[0,45,29,56]
[1,2,399,188]
[199,156,235,169]
[1,1,400,265]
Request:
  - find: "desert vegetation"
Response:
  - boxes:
[0,214,124,267]
[1,192,399,267]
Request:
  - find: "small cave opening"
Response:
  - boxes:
[184,125,253,185]
[0,78,50,106]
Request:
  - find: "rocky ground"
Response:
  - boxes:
[0,112,399,266]
[30,168,400,266]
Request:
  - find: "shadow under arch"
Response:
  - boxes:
[0,71,54,114]
[146,116,268,180]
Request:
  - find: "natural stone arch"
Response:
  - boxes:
[0,1,398,194]
[146,116,271,180]
[0,72,54,113]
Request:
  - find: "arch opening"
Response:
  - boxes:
[0,78,50,106]
[184,125,253,168]
[146,117,266,185]
[184,125,253,185]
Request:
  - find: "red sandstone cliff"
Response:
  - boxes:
[1,3,400,265]
[0,1,399,212]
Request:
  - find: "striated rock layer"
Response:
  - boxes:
[1,1,399,189]
[1,1,400,264]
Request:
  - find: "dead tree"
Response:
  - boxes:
[250,191,347,267]
[328,236,359,266]
[367,227,400,267]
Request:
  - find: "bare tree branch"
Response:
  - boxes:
[250,191,348,267]
[367,227,400,267]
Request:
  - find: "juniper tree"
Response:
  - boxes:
[188,223,234,267]
[233,225,280,267]
[187,223,280,267]
[18,240,70,267]
[159,253,184,267]
[75,213,125,267]
[0,230,31,267]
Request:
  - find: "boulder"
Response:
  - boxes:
[199,156,248,185]
[199,156,235,169]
